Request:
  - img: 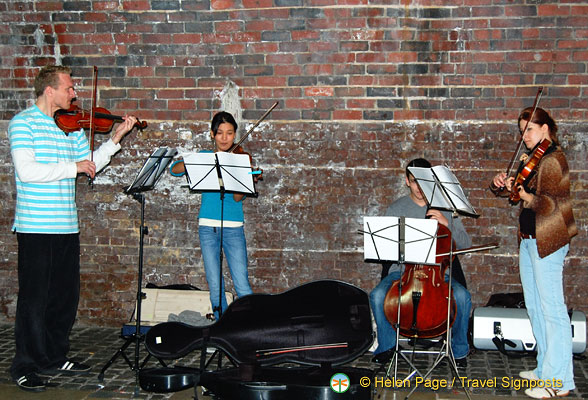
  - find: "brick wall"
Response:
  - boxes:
[0,1,586,327]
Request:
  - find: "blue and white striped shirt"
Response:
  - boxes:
[9,104,119,233]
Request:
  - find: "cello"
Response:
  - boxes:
[382,223,457,339]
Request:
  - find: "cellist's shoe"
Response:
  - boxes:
[455,357,467,368]
[371,349,394,364]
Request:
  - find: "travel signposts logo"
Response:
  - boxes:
[330,372,350,393]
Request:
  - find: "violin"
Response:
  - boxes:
[54,104,147,134]
[169,103,277,179]
[231,144,263,181]
[383,223,457,339]
[509,138,551,204]
[226,102,278,182]
[494,87,543,196]
[231,144,252,161]
[228,101,278,154]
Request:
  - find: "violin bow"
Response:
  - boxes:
[255,342,348,357]
[504,87,543,179]
[88,66,98,186]
[436,242,499,258]
[229,101,278,153]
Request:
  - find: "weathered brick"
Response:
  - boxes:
[1,2,587,330]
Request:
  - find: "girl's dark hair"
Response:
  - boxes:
[405,158,431,177]
[211,111,238,136]
[518,107,558,145]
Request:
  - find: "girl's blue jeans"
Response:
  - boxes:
[199,225,253,319]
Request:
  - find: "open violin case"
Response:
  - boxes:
[140,280,375,399]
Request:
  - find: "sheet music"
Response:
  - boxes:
[216,152,255,193]
[184,152,255,194]
[362,216,438,264]
[183,152,220,191]
[126,147,177,193]
[408,165,477,217]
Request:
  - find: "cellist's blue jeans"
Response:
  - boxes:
[370,269,471,359]
[519,239,574,391]
[199,225,253,319]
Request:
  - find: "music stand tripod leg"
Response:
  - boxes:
[381,217,429,384]
[98,336,134,381]
[403,233,472,400]
[97,193,149,386]
[404,167,475,400]
[97,148,175,387]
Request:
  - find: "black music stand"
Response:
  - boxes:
[98,147,177,394]
[361,216,440,384]
[183,151,256,318]
[402,164,478,400]
[409,165,478,219]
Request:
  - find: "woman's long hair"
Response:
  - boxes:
[518,107,558,146]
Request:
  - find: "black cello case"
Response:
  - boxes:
[141,280,375,399]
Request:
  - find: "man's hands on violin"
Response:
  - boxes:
[78,114,137,179]
[77,159,97,178]
[492,172,534,205]
[111,114,138,144]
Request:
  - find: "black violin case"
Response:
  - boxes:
[140,280,375,399]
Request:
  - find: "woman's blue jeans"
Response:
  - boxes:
[370,268,471,359]
[519,239,574,391]
[199,225,253,319]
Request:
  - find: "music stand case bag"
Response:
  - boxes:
[141,280,375,399]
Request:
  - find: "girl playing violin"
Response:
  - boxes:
[170,111,255,319]
[490,107,577,399]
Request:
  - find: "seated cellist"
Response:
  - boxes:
[369,158,472,367]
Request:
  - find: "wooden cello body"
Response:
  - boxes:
[383,223,457,338]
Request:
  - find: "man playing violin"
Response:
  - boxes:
[8,65,137,392]
[490,107,576,399]
[369,158,473,367]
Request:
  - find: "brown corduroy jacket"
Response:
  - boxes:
[491,145,577,258]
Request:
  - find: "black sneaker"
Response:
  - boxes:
[57,360,91,374]
[371,348,394,364]
[16,373,46,392]
[455,357,467,368]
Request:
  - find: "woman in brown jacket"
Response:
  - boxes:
[491,107,577,399]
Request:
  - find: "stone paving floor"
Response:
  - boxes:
[0,323,586,399]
